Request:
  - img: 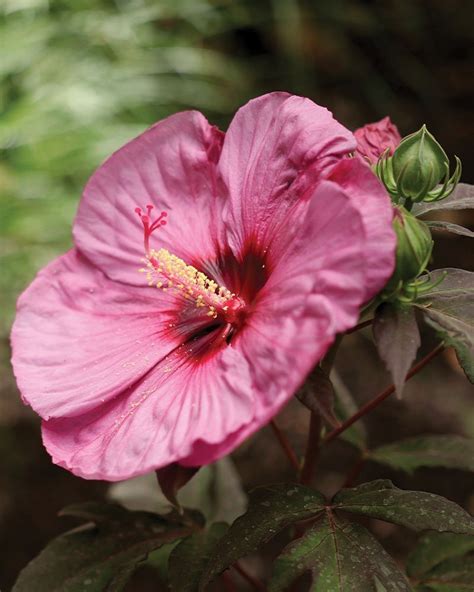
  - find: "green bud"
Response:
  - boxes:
[386,206,433,292]
[391,125,448,202]
[376,125,462,207]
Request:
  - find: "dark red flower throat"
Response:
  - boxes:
[135,205,269,353]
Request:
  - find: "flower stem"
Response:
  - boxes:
[233,562,267,591]
[324,343,445,445]
[270,420,300,472]
[299,411,322,485]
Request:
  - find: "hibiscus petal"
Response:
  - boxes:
[41,344,254,481]
[73,111,224,286]
[218,92,355,253]
[232,180,368,410]
[182,180,373,467]
[11,250,183,419]
[327,157,396,302]
[35,183,371,481]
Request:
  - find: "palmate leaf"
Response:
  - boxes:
[270,514,412,592]
[13,502,198,592]
[413,183,474,216]
[370,435,474,474]
[417,269,474,382]
[373,303,421,398]
[407,532,474,578]
[198,481,474,589]
[333,480,474,534]
[198,484,326,590]
[169,523,228,592]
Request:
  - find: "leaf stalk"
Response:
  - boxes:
[324,343,445,445]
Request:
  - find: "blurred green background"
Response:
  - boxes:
[1,1,473,590]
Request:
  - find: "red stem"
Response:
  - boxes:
[342,452,368,488]
[298,339,341,486]
[222,571,237,592]
[299,411,322,485]
[233,562,267,591]
[270,420,300,472]
[346,318,373,334]
[324,343,445,445]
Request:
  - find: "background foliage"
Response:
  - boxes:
[1,1,473,590]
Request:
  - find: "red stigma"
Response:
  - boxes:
[223,296,247,327]
[135,204,167,253]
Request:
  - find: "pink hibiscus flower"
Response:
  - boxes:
[11,93,396,481]
[354,116,402,164]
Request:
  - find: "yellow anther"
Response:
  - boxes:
[143,248,234,316]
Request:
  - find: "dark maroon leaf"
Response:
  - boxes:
[169,523,228,592]
[426,220,474,238]
[13,502,196,592]
[417,268,474,382]
[332,371,368,450]
[296,366,339,428]
[414,555,474,591]
[198,484,325,589]
[370,435,474,474]
[333,480,474,534]
[407,531,474,578]
[413,183,474,216]
[373,303,421,397]
[270,513,411,591]
[157,463,200,508]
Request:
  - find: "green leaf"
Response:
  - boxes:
[413,183,474,216]
[270,512,412,591]
[199,484,326,589]
[370,435,474,474]
[417,269,474,382]
[407,532,474,578]
[426,220,474,238]
[296,366,339,428]
[333,480,474,534]
[169,523,228,592]
[13,502,196,592]
[373,303,421,398]
[417,555,474,591]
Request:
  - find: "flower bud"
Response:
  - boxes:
[391,125,449,202]
[386,206,433,290]
[354,116,401,165]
